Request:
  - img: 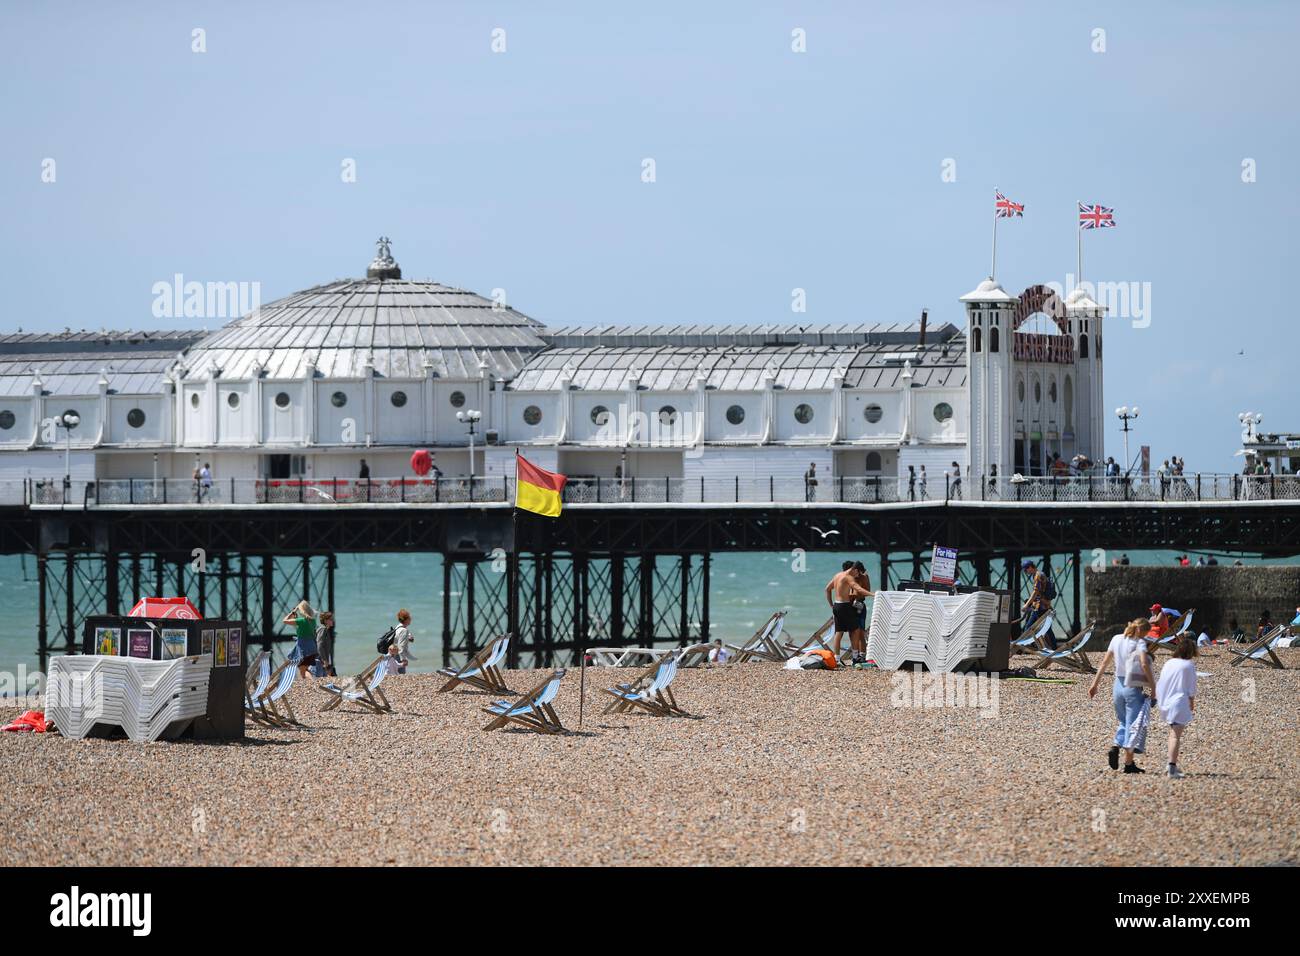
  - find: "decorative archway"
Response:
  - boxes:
[1013,285,1069,333]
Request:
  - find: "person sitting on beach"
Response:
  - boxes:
[282,600,319,679]
[1256,609,1273,640]
[1156,635,1198,779]
[708,639,731,664]
[1088,618,1158,774]
[825,562,870,663]
[388,608,414,674]
[1146,604,1179,641]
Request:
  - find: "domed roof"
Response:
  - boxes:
[181,240,548,382]
[958,277,1016,304]
[1064,287,1105,314]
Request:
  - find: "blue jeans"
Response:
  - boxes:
[1112,679,1148,753]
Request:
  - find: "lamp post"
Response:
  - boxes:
[1238,411,1262,442]
[456,409,482,483]
[57,411,80,491]
[1115,405,1139,471]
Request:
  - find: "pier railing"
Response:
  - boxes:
[10,472,1300,507]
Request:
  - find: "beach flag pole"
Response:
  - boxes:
[990,191,998,280]
[1076,199,1083,285]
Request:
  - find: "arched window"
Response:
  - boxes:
[990,327,1000,353]
[864,451,882,472]
[1079,334,1089,358]
[972,327,982,353]
[1064,376,1074,428]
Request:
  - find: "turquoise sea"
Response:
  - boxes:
[0,549,1294,681]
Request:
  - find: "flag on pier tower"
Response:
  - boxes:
[515,452,567,517]
[995,190,1024,218]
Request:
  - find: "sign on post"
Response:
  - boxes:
[931,545,958,586]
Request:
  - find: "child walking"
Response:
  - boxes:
[1155,635,1198,778]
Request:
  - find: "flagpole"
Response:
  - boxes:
[1076,200,1083,286]
[990,195,998,280]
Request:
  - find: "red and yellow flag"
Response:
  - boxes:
[515,453,567,518]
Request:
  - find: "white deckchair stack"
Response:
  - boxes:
[45,654,212,742]
[866,590,1000,672]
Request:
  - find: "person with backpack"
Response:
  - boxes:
[1019,559,1056,649]
[380,608,414,674]
[1088,618,1157,774]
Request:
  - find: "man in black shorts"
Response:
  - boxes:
[825,561,871,663]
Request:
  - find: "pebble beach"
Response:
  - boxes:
[1,649,1296,867]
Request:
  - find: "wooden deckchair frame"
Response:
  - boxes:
[438,633,512,694]
[600,652,686,717]
[320,656,394,713]
[481,670,566,734]
[1033,620,1097,672]
[250,654,302,727]
[1229,623,1287,669]
[725,610,788,663]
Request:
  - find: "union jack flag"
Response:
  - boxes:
[995,190,1024,218]
[1078,202,1115,229]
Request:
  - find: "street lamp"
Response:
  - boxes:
[1115,406,1139,471]
[456,409,482,482]
[56,411,80,488]
[1238,411,1262,442]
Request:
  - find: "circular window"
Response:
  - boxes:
[725,405,745,425]
[794,403,815,424]
[226,392,240,409]
[275,392,291,409]
[449,391,466,408]
[933,402,954,423]
[331,391,348,408]
[190,393,200,408]
[0,410,14,430]
[590,405,610,426]
[658,406,678,426]
[864,403,883,424]
[523,405,542,426]
[390,391,407,408]
[126,408,146,428]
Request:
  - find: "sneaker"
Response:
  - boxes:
[1108,746,1119,771]
[1123,763,1145,774]
[1168,765,1184,779]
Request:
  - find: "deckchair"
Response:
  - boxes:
[320,656,395,713]
[675,643,714,667]
[602,653,689,717]
[587,647,662,668]
[438,633,512,693]
[482,669,567,734]
[784,616,854,663]
[1011,613,1055,654]
[725,610,788,663]
[250,652,303,727]
[243,651,272,723]
[1033,620,1097,673]
[1228,623,1287,669]
[1147,609,1195,654]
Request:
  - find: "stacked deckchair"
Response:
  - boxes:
[246,652,302,727]
[601,651,690,717]
[1033,620,1097,672]
[482,669,567,734]
[725,610,789,663]
[46,654,212,742]
[1229,623,1288,669]
[865,590,999,672]
[438,633,512,693]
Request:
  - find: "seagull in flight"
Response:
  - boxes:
[810,526,840,539]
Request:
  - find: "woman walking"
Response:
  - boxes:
[282,600,319,680]
[316,610,337,678]
[1088,618,1157,774]
[1156,635,1198,778]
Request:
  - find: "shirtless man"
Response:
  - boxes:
[825,561,871,662]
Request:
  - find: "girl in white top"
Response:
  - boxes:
[1088,618,1157,773]
[1155,635,1198,779]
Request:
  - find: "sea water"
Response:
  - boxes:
[0,550,1290,680]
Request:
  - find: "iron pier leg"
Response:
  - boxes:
[700,552,711,643]
[1072,549,1082,633]
[441,559,453,668]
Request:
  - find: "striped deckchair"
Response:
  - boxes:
[1148,609,1195,654]
[602,652,689,717]
[482,669,567,734]
[251,651,303,727]
[1229,623,1287,669]
[438,633,512,694]
[725,610,789,663]
[243,651,272,723]
[1011,613,1055,654]
[1034,621,1097,673]
[320,656,395,713]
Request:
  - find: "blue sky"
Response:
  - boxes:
[2,0,1296,469]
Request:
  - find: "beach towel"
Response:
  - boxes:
[2,710,51,733]
[1127,698,1150,754]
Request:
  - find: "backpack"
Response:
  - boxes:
[1043,575,1057,601]
[376,626,397,655]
